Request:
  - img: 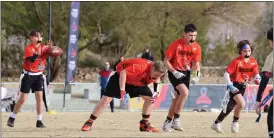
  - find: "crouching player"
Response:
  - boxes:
[211,40,261,133]
[81,58,167,132]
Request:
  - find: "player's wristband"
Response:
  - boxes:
[26,54,39,63]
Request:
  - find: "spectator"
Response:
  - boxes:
[99,62,114,112]
[141,47,154,61]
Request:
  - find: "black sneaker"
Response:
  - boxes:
[7,117,15,127]
[36,120,46,128]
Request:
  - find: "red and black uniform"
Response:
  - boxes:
[215,56,259,124]
[165,38,201,93]
[226,56,259,101]
[20,43,48,93]
[103,58,156,98]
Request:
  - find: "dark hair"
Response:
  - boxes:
[237,40,254,55]
[184,24,196,33]
[30,29,43,37]
[267,28,273,41]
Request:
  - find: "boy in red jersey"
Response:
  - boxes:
[211,40,261,133]
[81,58,166,132]
[162,24,202,132]
[7,30,53,128]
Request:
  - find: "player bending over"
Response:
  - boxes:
[81,58,166,132]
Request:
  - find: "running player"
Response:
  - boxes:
[162,24,202,132]
[211,40,261,133]
[255,27,273,138]
[7,29,53,128]
[81,58,167,132]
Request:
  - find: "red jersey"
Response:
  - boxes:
[226,56,259,83]
[165,38,201,71]
[116,58,155,86]
[23,43,48,73]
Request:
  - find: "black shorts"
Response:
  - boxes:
[168,70,190,95]
[229,82,246,102]
[103,72,153,99]
[20,73,45,93]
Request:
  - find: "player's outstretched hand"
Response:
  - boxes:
[172,70,185,79]
[47,40,54,47]
[150,92,159,103]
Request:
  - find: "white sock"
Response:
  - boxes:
[10,113,16,119]
[37,114,42,121]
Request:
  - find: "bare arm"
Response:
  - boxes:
[164,57,176,73]
[119,70,127,90]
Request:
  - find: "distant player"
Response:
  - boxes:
[81,58,166,132]
[255,28,273,138]
[162,24,201,132]
[99,62,114,112]
[211,40,261,133]
[7,30,53,128]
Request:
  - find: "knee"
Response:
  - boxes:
[102,96,112,105]
[178,90,188,99]
[18,97,27,103]
[236,101,245,109]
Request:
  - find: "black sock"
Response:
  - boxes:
[233,116,239,122]
[90,114,97,121]
[215,119,220,124]
[142,114,150,120]
[215,110,229,124]
[165,116,172,123]
[174,113,180,120]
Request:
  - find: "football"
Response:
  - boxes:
[46,46,63,57]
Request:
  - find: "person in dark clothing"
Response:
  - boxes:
[141,47,157,100]
[99,62,114,112]
[113,56,124,71]
[255,27,273,138]
[141,47,154,61]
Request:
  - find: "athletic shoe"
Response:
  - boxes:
[81,119,93,131]
[36,120,46,128]
[171,118,183,131]
[162,121,172,132]
[211,122,224,133]
[231,122,239,133]
[139,120,160,132]
[7,117,15,127]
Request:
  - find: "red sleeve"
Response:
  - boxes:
[193,44,201,62]
[24,46,33,59]
[253,60,259,75]
[226,60,237,74]
[165,40,177,59]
